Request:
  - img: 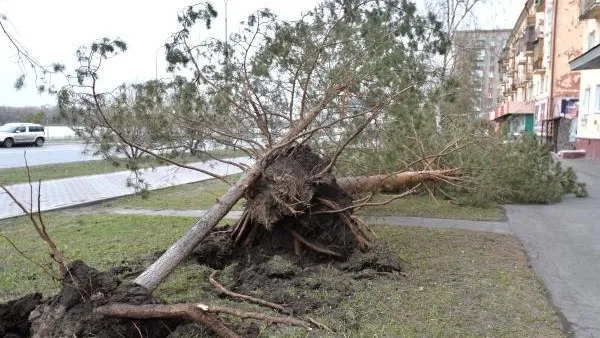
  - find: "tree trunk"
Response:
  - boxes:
[134,91,347,291]
[134,165,263,290]
[337,169,457,195]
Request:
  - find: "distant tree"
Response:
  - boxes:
[26,111,45,124]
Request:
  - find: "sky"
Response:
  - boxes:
[0,0,523,107]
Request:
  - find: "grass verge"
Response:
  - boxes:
[0,213,235,301]
[359,194,505,221]
[98,181,503,221]
[0,213,564,337]
[0,149,247,186]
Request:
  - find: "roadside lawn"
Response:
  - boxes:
[98,176,504,221]
[358,194,506,221]
[0,213,564,337]
[0,149,247,186]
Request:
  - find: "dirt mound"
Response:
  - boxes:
[0,293,42,338]
[233,144,372,259]
[28,260,180,338]
[192,229,403,315]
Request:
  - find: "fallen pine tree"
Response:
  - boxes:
[0,0,462,336]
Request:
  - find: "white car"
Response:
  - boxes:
[0,123,46,148]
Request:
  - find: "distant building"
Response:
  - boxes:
[495,0,583,150]
[453,30,511,119]
[569,0,600,158]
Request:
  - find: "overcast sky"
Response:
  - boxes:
[0,0,522,107]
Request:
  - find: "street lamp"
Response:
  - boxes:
[155,46,162,80]
[225,0,229,85]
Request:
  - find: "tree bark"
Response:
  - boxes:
[134,166,263,290]
[337,169,457,195]
[95,303,241,338]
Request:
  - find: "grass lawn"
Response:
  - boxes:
[0,213,564,337]
[0,148,247,186]
[98,178,504,222]
[0,213,236,301]
[358,194,506,221]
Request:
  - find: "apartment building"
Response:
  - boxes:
[454,30,511,118]
[494,0,583,149]
[570,0,600,158]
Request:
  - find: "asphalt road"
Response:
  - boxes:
[506,159,600,338]
[0,143,101,169]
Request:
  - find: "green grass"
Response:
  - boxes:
[0,160,122,186]
[0,214,236,301]
[97,177,501,222]
[359,194,506,221]
[154,226,565,337]
[0,212,565,337]
[0,149,247,186]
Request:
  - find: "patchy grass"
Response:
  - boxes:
[98,179,501,221]
[0,150,247,185]
[0,160,121,186]
[100,174,244,211]
[0,211,565,336]
[0,214,236,301]
[155,226,564,337]
[359,194,506,221]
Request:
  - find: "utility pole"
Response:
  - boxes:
[225,0,229,86]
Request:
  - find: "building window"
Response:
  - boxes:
[588,31,596,51]
[596,85,600,113]
[488,71,494,78]
[583,88,591,114]
[489,83,494,89]
[540,102,546,120]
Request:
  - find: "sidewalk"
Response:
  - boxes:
[506,158,600,338]
[0,157,252,220]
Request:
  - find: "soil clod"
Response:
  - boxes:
[27,260,180,338]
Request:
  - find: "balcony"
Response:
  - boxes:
[533,38,544,62]
[535,0,545,11]
[493,101,535,121]
[524,26,536,54]
[581,0,600,19]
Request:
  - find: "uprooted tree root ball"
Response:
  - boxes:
[232,144,374,258]
[25,260,180,338]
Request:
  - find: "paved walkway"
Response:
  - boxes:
[505,159,600,338]
[0,157,253,220]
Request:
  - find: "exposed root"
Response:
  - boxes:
[232,210,250,244]
[95,302,313,336]
[209,271,285,311]
[318,198,373,250]
[95,303,239,338]
[285,228,343,257]
[207,304,312,329]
